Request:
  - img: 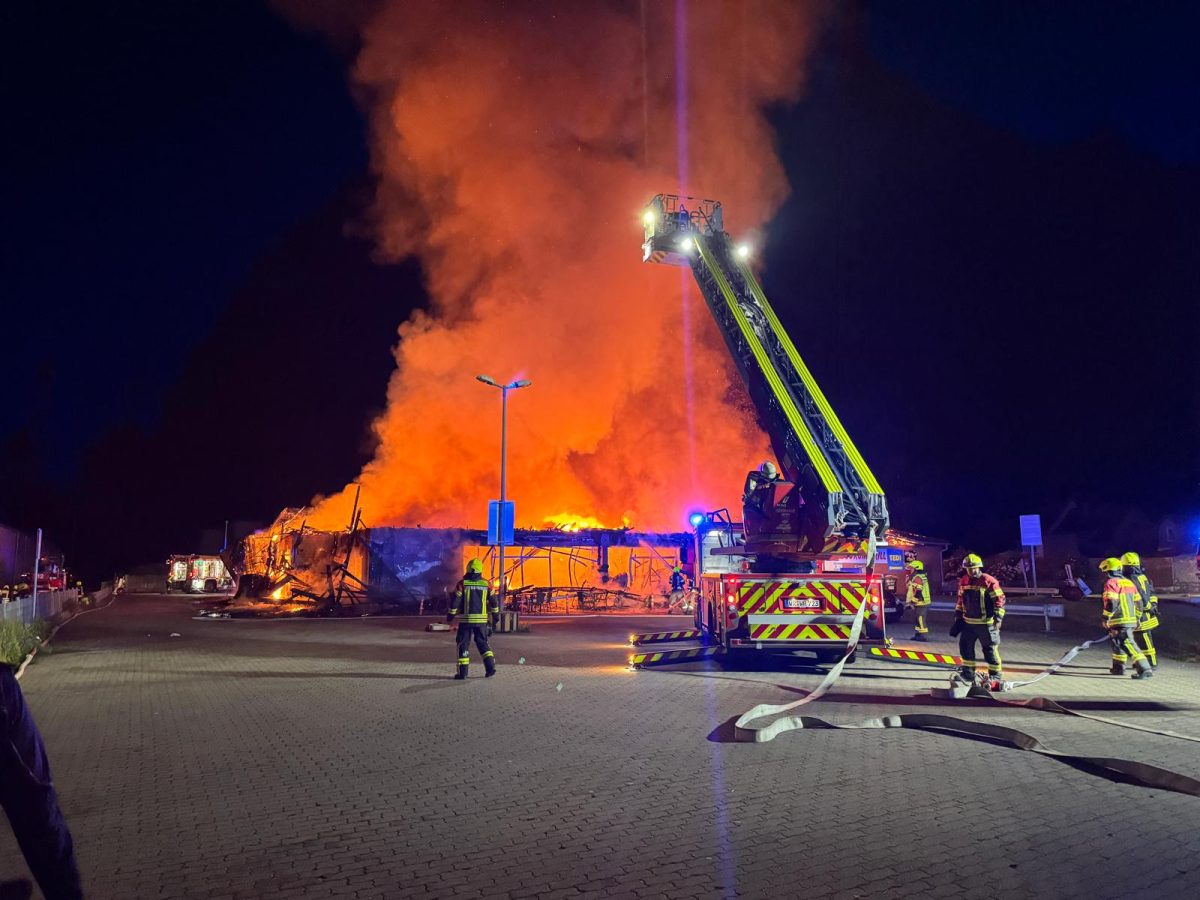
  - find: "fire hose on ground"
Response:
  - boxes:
[731,585,1200,797]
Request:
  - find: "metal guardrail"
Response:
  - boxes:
[928,599,1064,632]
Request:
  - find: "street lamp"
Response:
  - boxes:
[476,375,532,610]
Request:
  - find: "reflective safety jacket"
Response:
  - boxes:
[956,573,1006,625]
[1101,576,1139,627]
[906,573,930,606]
[450,577,499,624]
[670,571,685,592]
[1127,569,1160,630]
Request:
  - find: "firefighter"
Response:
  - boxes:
[667,566,686,612]
[1099,557,1152,678]
[447,559,499,679]
[743,460,781,509]
[906,559,932,641]
[1122,552,1159,669]
[953,554,1005,687]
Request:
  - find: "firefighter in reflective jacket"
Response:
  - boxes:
[906,560,931,641]
[1122,552,1159,669]
[447,559,499,679]
[1100,557,1152,678]
[953,554,1005,685]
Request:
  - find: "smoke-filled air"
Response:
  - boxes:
[283,0,827,532]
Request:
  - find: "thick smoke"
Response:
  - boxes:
[285,1,826,531]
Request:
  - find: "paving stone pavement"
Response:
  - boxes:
[2,594,1198,899]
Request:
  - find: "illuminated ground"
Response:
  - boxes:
[4,594,1198,898]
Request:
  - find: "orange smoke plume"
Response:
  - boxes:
[281,1,827,532]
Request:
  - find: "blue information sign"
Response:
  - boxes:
[488,501,515,545]
[1019,514,1043,547]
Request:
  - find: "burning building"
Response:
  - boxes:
[236,508,689,616]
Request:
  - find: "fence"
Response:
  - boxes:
[0,589,79,626]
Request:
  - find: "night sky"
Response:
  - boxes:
[3,1,1198,581]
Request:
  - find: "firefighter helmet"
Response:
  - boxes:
[905,559,924,572]
[759,460,779,479]
[466,558,484,576]
[673,565,681,573]
[1120,551,1141,567]
[963,553,983,572]
[1099,557,1123,573]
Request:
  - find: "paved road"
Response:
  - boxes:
[3,594,1199,899]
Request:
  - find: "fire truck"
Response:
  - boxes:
[166,555,232,594]
[639,195,893,665]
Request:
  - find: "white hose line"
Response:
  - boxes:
[734,559,873,743]
[1001,694,1200,744]
[1005,632,1113,689]
[14,591,120,681]
[733,604,1200,794]
[731,709,1200,797]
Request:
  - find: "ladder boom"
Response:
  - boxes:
[641,194,889,547]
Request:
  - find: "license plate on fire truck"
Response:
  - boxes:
[783,597,822,610]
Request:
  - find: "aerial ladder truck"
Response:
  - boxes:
[633,195,898,667]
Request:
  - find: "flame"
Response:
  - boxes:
[276,1,824,532]
[270,586,286,600]
[543,513,628,533]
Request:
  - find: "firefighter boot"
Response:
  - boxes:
[1131,661,1154,680]
[1109,663,1125,676]
[484,656,497,678]
[911,632,928,643]
[454,664,468,680]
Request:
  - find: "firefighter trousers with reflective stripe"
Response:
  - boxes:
[0,667,84,900]
[958,623,1001,676]
[456,624,494,668]
[912,603,931,635]
[1109,626,1145,666]
[1133,629,1157,667]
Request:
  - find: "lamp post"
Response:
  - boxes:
[476,375,531,610]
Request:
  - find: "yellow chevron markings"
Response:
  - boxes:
[741,585,765,613]
[766,583,790,608]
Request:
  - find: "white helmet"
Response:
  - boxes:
[759,461,779,479]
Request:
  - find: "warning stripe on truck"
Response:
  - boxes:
[629,646,718,668]
[748,623,852,642]
[629,629,702,646]
[870,646,961,666]
[736,581,867,615]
